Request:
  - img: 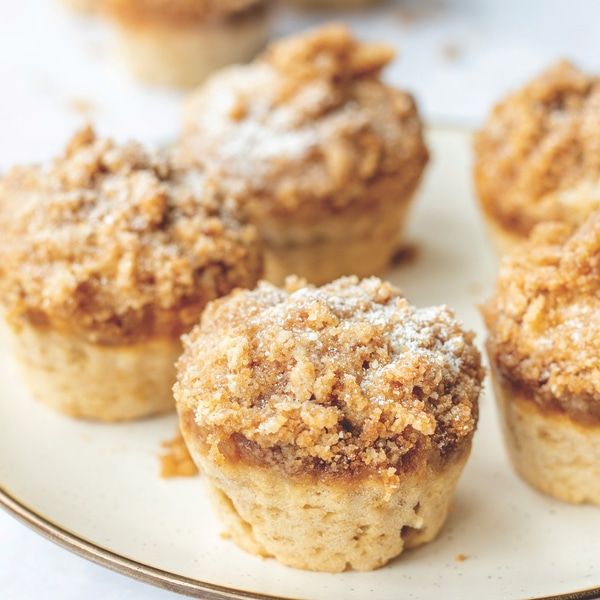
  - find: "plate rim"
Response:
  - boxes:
[1,485,599,600]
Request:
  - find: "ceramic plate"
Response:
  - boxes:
[1,130,599,600]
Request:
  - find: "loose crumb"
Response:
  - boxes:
[160,431,199,478]
[391,242,420,267]
[455,553,468,562]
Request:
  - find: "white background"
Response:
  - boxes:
[1,1,599,598]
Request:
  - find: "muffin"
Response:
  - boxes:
[0,127,262,421]
[181,25,429,284]
[484,213,600,505]
[175,276,483,571]
[474,61,600,255]
[103,0,271,87]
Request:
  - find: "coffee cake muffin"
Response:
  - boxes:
[103,0,270,87]
[484,213,600,504]
[0,127,262,421]
[474,61,600,255]
[175,276,483,571]
[181,25,429,284]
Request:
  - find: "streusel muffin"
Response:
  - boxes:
[474,61,600,255]
[175,276,483,571]
[103,0,270,87]
[0,127,262,421]
[181,25,429,284]
[484,213,600,504]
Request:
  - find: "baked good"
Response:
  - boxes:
[484,213,600,504]
[474,61,600,255]
[175,276,483,571]
[0,126,262,421]
[181,25,429,284]
[103,0,271,87]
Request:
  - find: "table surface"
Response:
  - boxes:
[1,1,599,598]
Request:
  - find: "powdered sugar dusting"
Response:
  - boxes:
[176,276,483,476]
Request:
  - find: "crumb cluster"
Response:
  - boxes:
[0,127,262,344]
[475,61,600,236]
[181,25,429,223]
[484,212,600,422]
[104,0,264,26]
[175,277,483,478]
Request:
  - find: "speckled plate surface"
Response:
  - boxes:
[1,130,599,600]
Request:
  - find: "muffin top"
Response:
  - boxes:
[484,212,600,423]
[181,25,429,223]
[176,277,483,481]
[0,127,262,344]
[103,0,264,26]
[474,61,600,236]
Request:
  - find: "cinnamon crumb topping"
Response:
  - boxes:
[0,127,262,344]
[175,277,483,478]
[181,25,429,223]
[484,212,600,422]
[475,60,600,236]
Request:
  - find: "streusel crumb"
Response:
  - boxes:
[475,61,600,235]
[0,126,262,344]
[182,25,428,222]
[175,277,483,478]
[484,211,600,423]
[104,0,264,26]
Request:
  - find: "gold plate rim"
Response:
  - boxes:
[1,484,599,600]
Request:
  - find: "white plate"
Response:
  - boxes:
[1,129,599,600]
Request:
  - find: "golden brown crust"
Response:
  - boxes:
[0,127,262,344]
[474,60,600,237]
[103,0,265,28]
[484,212,600,424]
[175,276,483,480]
[181,25,429,224]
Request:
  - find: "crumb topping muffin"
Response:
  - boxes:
[484,213,600,424]
[103,0,265,26]
[0,126,262,345]
[176,276,482,479]
[475,61,600,237]
[182,24,429,224]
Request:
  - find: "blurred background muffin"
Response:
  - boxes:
[181,25,428,284]
[474,61,600,255]
[0,126,262,421]
[103,0,273,87]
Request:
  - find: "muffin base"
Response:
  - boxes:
[262,189,414,286]
[181,425,470,572]
[112,12,269,88]
[3,321,180,421]
[492,371,600,505]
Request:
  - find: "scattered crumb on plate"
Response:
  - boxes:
[66,97,95,117]
[455,553,468,562]
[160,431,199,478]
[441,41,462,62]
[391,242,420,267]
